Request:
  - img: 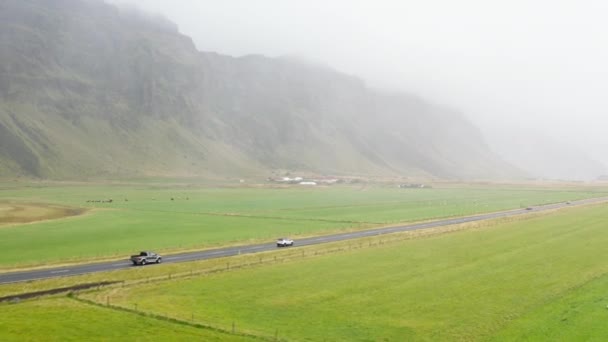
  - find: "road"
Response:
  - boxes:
[1,197,606,284]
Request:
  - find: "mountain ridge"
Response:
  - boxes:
[0,0,520,180]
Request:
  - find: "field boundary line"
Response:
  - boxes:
[69,294,283,341]
[121,207,382,224]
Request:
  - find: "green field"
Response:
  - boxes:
[2,180,608,341]
[489,272,608,341]
[0,181,606,268]
[76,203,608,341]
[0,297,253,341]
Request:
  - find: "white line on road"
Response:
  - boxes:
[164,257,184,261]
[50,270,69,274]
[206,251,226,255]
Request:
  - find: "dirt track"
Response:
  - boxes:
[0,202,86,225]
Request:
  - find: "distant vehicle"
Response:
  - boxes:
[130,251,162,265]
[525,207,533,210]
[276,238,294,247]
[566,201,571,204]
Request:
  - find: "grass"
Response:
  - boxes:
[0,297,255,341]
[487,272,608,341]
[0,181,606,269]
[77,203,608,341]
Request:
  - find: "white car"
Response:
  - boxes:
[276,238,294,247]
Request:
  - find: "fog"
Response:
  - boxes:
[108,0,608,177]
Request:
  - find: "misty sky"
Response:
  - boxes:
[109,0,608,165]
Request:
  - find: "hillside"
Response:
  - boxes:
[0,0,518,180]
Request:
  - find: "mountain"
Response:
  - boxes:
[0,0,519,180]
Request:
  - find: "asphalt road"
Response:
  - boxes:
[1,197,607,284]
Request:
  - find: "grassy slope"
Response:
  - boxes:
[93,204,608,341]
[0,183,606,268]
[0,104,267,179]
[0,297,253,341]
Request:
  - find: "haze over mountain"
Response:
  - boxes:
[485,124,607,181]
[107,0,608,181]
[0,0,521,180]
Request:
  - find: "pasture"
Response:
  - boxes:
[0,180,606,269]
[78,203,608,341]
[0,297,253,341]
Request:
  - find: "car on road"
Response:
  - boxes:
[525,207,533,210]
[130,251,162,265]
[276,238,294,247]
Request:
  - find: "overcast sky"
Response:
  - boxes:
[109,0,608,165]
